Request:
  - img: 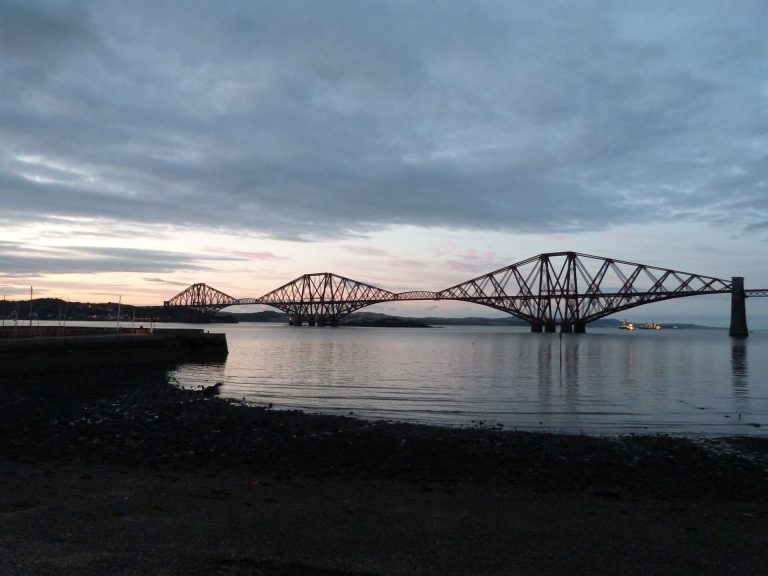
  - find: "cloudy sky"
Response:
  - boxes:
[1,1,767,325]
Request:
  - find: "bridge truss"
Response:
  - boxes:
[164,283,239,315]
[438,252,732,331]
[164,252,741,331]
[255,273,396,326]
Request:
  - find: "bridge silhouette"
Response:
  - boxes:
[164,252,766,337]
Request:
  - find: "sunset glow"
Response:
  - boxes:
[2,2,767,325]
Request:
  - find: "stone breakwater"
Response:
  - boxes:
[0,328,227,375]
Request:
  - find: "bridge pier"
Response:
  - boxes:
[729,276,749,338]
[532,321,586,333]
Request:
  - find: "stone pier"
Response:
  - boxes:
[0,328,228,375]
[531,321,587,333]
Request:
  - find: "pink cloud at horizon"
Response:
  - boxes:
[202,246,288,261]
[341,245,396,258]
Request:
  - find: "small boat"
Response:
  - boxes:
[619,320,635,330]
[640,322,662,331]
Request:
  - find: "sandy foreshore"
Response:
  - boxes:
[1,366,767,575]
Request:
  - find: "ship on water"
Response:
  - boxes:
[619,320,662,331]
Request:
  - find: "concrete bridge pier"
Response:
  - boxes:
[729,276,749,338]
[544,323,557,333]
[574,323,586,333]
[530,321,542,333]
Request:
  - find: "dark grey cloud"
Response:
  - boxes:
[1,1,766,239]
[0,241,226,275]
[0,0,97,60]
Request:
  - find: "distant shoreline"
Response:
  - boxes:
[1,296,734,329]
[0,298,732,332]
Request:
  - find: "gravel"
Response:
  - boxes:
[1,365,766,575]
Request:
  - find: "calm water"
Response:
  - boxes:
[167,323,768,436]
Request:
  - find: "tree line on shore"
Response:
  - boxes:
[0,297,203,323]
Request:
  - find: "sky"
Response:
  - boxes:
[1,1,767,326]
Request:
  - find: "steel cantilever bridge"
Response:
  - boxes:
[164,252,764,337]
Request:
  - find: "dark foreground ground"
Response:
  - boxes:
[0,366,766,575]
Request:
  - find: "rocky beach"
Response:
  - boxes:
[1,364,767,575]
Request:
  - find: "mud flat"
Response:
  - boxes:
[0,365,767,575]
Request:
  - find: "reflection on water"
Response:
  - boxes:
[169,324,768,436]
[731,342,748,385]
[731,342,749,416]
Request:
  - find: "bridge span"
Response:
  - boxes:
[164,252,767,337]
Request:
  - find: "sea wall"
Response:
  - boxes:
[0,329,227,375]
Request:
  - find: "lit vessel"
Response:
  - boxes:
[619,320,635,330]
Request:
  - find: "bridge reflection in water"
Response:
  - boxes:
[164,252,767,337]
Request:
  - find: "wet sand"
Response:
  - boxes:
[1,367,766,575]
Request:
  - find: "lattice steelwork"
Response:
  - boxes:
[257,272,396,325]
[393,291,440,300]
[746,290,768,298]
[438,252,732,329]
[164,252,743,329]
[163,283,239,314]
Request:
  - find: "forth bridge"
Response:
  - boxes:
[165,252,768,338]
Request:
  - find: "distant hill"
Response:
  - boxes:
[223,310,711,329]
[222,310,287,322]
[340,314,431,328]
[225,311,724,329]
[2,298,217,323]
[1,297,722,329]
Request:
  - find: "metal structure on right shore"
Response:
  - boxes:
[164,252,767,337]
